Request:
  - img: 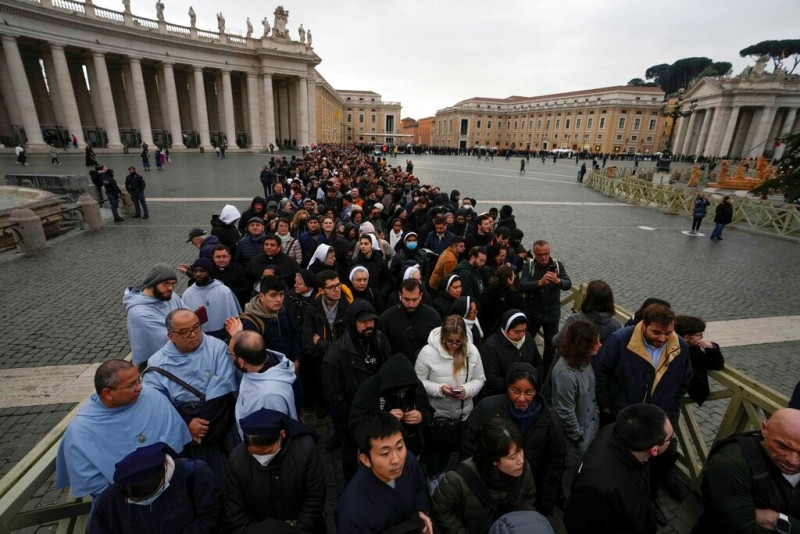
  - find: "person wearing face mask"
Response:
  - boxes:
[89,442,221,534]
[481,311,542,398]
[390,231,430,287]
[225,409,325,533]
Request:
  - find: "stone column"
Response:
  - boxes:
[704,106,726,157]
[278,82,290,145]
[718,106,741,157]
[671,116,687,154]
[90,51,122,148]
[41,49,65,128]
[694,109,714,156]
[680,112,698,155]
[1,36,46,147]
[297,77,309,148]
[745,106,777,159]
[262,72,276,148]
[192,66,212,149]
[774,108,797,160]
[307,78,316,145]
[50,44,83,143]
[0,47,21,128]
[129,58,153,146]
[246,72,262,150]
[162,62,185,148]
[221,69,236,148]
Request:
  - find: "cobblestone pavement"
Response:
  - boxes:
[1,151,798,533]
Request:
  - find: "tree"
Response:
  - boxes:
[740,39,800,74]
[644,57,731,94]
[751,132,800,201]
[628,78,646,86]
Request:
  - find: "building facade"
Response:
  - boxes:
[0,0,324,151]
[673,59,800,160]
[314,72,345,145]
[432,86,668,154]
[340,90,402,145]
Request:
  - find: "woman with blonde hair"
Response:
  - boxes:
[289,209,309,238]
[415,315,486,491]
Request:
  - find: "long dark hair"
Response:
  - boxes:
[473,418,524,476]
[580,279,615,314]
[558,321,599,368]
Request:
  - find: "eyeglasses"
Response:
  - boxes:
[664,433,678,445]
[509,388,535,397]
[445,340,463,347]
[111,377,142,390]
[172,324,202,337]
[323,284,341,291]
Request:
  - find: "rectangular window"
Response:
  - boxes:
[521,121,525,129]
[646,135,654,142]
[487,121,492,129]
[477,120,482,128]
[371,115,376,124]
[587,117,594,129]
[514,121,518,129]
[615,134,623,141]
[555,119,560,129]
[359,114,364,123]
[507,121,511,129]
[617,117,626,130]
[630,135,638,141]
[597,134,604,140]
[648,118,657,131]
[574,134,579,140]
[598,117,605,129]
[576,118,582,129]
[347,113,352,123]
[460,119,469,136]
[584,134,590,140]
[546,119,551,129]
[565,119,571,129]
[537,119,542,129]
[633,118,641,130]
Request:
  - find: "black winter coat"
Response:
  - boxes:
[518,258,571,323]
[377,303,441,365]
[564,424,655,534]
[213,263,250,307]
[714,201,733,225]
[224,436,325,534]
[210,215,241,254]
[480,285,526,335]
[246,251,300,288]
[480,332,542,398]
[462,394,565,515]
[301,294,349,361]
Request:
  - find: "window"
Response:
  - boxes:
[487,121,492,129]
[555,119,560,129]
[477,120,482,128]
[565,119,571,129]
[460,119,468,136]
[597,134,604,140]
[630,135,638,141]
[633,118,641,130]
[646,135,653,142]
[598,117,605,129]
[521,121,525,129]
[584,134,590,140]
[546,120,551,129]
[507,121,510,129]
[587,118,594,129]
[615,134,623,141]
[648,118,657,131]
[371,115,376,124]
[617,117,626,130]
[576,118,582,129]
[537,119,542,129]
[514,121,518,129]
[347,113,352,122]
[574,134,579,139]
[359,114,364,123]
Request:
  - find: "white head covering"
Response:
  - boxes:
[219,204,241,225]
[308,243,331,267]
[403,265,420,281]
[359,221,376,235]
[444,275,460,292]
[349,265,369,283]
[367,233,380,251]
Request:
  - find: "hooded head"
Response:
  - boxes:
[378,353,419,394]
[346,299,380,342]
[219,204,241,225]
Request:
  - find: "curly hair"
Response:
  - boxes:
[558,320,599,368]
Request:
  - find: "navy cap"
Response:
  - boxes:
[239,408,317,442]
[191,257,214,272]
[113,442,175,488]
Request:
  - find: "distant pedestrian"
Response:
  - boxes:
[50,145,61,165]
[690,192,710,234]
[85,145,97,167]
[220,142,227,159]
[553,154,557,165]
[101,168,123,222]
[154,148,163,171]
[125,166,149,219]
[709,196,733,240]
[15,143,27,165]
[541,154,546,164]
[71,133,78,149]
[602,156,607,168]
[578,163,587,183]
[140,145,150,171]
[520,159,526,175]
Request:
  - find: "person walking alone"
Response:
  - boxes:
[709,196,733,241]
[140,143,151,171]
[520,158,526,175]
[125,166,149,219]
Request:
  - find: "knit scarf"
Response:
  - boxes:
[508,396,543,434]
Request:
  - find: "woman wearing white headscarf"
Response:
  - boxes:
[307,243,335,274]
[345,265,384,313]
[480,310,542,398]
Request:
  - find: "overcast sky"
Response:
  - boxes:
[110,0,799,119]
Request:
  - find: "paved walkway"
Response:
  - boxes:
[1,151,799,533]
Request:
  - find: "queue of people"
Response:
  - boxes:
[54,144,800,534]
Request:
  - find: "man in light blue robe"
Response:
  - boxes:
[56,359,191,499]
[228,331,297,437]
[181,258,241,339]
[123,263,185,366]
[142,309,238,479]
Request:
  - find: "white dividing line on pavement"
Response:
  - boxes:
[146,198,635,207]
[704,316,800,348]
[0,363,99,408]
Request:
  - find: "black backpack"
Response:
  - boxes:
[454,463,524,533]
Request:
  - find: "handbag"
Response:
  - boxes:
[430,365,469,451]
[141,367,235,445]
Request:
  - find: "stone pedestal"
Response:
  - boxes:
[8,208,47,253]
[77,193,102,231]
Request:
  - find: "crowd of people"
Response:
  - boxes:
[52,144,800,534]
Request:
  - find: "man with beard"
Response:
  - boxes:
[595,303,692,525]
[246,233,300,289]
[123,263,185,367]
[377,279,441,365]
[429,237,465,291]
[181,258,241,339]
[142,309,239,481]
[323,300,392,479]
[463,214,494,255]
[211,245,250,308]
[237,196,267,236]
[56,360,191,500]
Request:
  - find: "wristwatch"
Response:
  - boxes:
[776,513,790,534]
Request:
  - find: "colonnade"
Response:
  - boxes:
[0,34,317,151]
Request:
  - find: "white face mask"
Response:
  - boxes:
[251,448,281,467]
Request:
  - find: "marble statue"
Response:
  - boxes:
[188,6,196,27]
[246,17,253,38]
[307,29,312,46]
[122,0,131,13]
[155,1,164,22]
[272,6,289,39]
[261,17,270,38]
[217,12,225,33]
[298,24,306,43]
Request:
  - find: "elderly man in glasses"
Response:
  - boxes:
[142,308,238,482]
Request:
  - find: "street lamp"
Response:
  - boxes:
[657,88,697,172]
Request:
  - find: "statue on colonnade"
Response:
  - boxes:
[272,6,289,39]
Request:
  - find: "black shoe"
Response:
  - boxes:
[651,500,667,526]
[114,217,124,222]
[326,434,342,452]
[132,214,141,218]
[142,215,149,219]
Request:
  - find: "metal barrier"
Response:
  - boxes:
[0,289,790,531]
[584,170,800,241]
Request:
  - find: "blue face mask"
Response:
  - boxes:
[406,241,418,251]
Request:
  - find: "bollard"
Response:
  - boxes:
[119,191,135,216]
[8,208,47,254]
[77,193,103,231]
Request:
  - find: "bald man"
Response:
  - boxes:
[694,408,800,534]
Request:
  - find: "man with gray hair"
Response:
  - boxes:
[123,263,185,367]
[56,359,191,500]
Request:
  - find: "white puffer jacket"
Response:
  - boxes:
[414,327,486,420]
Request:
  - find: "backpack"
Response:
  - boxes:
[454,463,524,532]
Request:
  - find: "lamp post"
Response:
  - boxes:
[657,88,697,172]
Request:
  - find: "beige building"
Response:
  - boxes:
[0,0,371,152]
[418,116,434,147]
[340,90,402,145]
[432,86,668,154]
[673,59,800,159]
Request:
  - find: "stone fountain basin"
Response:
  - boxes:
[0,186,64,251]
